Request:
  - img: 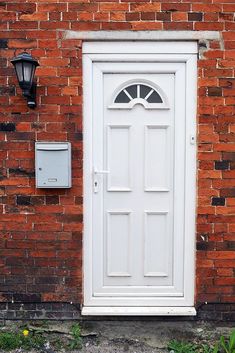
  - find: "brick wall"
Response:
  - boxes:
[0,0,235,320]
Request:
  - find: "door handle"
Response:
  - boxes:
[94,169,109,174]
[93,168,109,193]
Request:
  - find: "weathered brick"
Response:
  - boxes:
[156,12,171,21]
[188,12,203,21]
[46,196,59,205]
[161,3,190,11]
[220,189,235,197]
[0,123,16,131]
[16,196,31,205]
[208,87,222,96]
[222,152,235,161]
[211,197,226,206]
[125,12,140,21]
[0,86,15,95]
[140,12,155,21]
[215,161,229,170]
[0,39,7,48]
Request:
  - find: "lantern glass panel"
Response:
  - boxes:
[23,61,34,84]
[15,62,23,83]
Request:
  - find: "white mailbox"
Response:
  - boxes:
[35,142,71,188]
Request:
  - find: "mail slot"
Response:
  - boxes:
[35,142,71,188]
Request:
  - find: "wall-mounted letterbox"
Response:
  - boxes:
[35,142,71,188]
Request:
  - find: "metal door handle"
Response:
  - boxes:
[94,169,109,174]
[93,168,109,193]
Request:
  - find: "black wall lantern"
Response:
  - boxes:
[11,52,39,109]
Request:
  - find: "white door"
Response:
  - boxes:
[83,42,197,316]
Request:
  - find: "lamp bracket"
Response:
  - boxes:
[24,82,37,109]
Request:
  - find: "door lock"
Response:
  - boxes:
[93,168,109,193]
[94,169,110,174]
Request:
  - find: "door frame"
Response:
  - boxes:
[82,41,197,316]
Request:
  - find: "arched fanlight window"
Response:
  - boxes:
[109,82,169,110]
[115,84,162,104]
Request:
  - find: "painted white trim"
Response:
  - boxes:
[86,53,194,63]
[183,54,197,306]
[83,41,198,54]
[65,30,219,42]
[83,42,197,315]
[82,306,197,316]
[83,53,94,304]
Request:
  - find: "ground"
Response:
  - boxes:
[0,320,234,353]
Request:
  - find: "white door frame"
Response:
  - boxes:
[82,42,197,316]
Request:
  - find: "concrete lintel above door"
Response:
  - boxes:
[82,306,197,316]
[64,30,220,42]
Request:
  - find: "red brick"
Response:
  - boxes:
[204,13,219,22]
[0,12,16,22]
[140,12,155,21]
[7,3,36,13]
[130,3,161,11]
[161,3,190,11]
[192,4,222,12]
[19,13,48,21]
[40,58,69,67]
[8,39,37,49]
[195,22,224,31]
[172,12,188,21]
[215,278,235,285]
[225,23,235,31]
[225,51,235,59]
[77,12,93,21]
[223,4,235,11]
[164,22,193,30]
[126,13,140,21]
[131,22,162,30]
[38,4,67,12]
[94,13,110,21]
[207,251,235,260]
[68,3,98,11]
[217,268,233,277]
[40,21,70,30]
[9,21,38,29]
[38,40,58,49]
[1,0,235,312]
[197,259,214,268]
[71,22,101,31]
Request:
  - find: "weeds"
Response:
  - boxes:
[0,330,45,351]
[0,332,22,351]
[0,322,84,351]
[168,340,198,353]
[220,330,235,353]
[168,341,217,353]
[168,330,235,353]
[68,323,82,350]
